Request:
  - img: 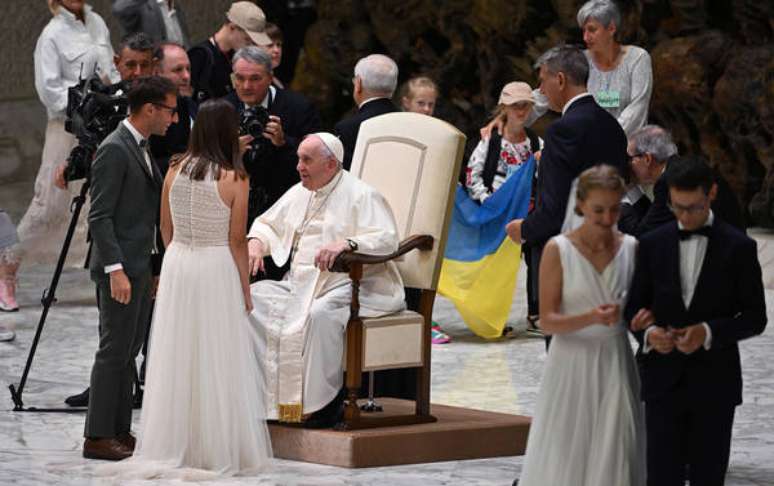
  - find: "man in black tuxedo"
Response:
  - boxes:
[505,45,627,340]
[620,125,743,236]
[625,156,767,485]
[83,76,178,460]
[149,42,197,175]
[224,46,321,278]
[334,54,399,170]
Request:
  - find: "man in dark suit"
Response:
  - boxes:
[334,54,399,170]
[225,46,321,278]
[625,156,767,485]
[620,124,743,236]
[505,45,627,338]
[83,76,178,461]
[150,42,198,175]
[112,0,191,48]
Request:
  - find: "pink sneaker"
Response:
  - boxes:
[431,322,451,344]
[0,277,19,312]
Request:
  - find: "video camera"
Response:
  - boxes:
[63,74,129,181]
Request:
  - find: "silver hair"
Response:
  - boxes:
[629,125,678,163]
[232,46,273,74]
[533,45,589,87]
[354,54,399,97]
[577,0,621,30]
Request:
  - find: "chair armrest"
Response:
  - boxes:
[330,234,434,273]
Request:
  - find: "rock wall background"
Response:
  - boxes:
[2,1,772,225]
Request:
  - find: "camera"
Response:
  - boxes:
[239,105,272,173]
[239,105,270,139]
[64,74,129,181]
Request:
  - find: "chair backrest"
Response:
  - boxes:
[349,112,466,290]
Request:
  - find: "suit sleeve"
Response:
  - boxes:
[111,0,144,35]
[632,179,673,236]
[707,238,767,347]
[88,142,128,267]
[521,121,577,246]
[624,239,654,348]
[334,120,355,171]
[618,199,649,236]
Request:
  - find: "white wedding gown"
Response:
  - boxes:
[99,167,272,480]
[519,234,645,486]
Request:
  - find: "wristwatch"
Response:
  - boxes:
[346,239,358,251]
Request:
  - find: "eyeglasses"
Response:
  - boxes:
[152,102,178,115]
[667,200,709,215]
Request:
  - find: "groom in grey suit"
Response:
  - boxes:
[84,76,178,460]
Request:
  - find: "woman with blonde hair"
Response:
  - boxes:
[0,0,118,311]
[516,165,649,486]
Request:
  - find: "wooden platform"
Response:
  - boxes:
[267,398,531,468]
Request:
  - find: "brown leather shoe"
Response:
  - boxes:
[82,438,133,461]
[117,432,136,451]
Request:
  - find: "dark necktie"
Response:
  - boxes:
[678,226,712,240]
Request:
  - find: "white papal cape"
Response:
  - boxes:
[248,170,406,421]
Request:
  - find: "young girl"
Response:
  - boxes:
[399,76,438,117]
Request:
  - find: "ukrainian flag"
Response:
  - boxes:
[438,155,535,339]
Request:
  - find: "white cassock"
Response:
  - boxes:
[247,170,406,422]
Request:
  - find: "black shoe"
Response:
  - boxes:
[303,391,345,429]
[512,479,519,486]
[65,387,90,407]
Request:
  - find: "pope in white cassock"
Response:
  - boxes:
[246,132,406,424]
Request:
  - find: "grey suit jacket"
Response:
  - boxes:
[88,123,162,279]
[112,0,190,48]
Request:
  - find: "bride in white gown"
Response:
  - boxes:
[518,165,649,486]
[100,99,272,480]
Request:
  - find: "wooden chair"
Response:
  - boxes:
[332,112,465,430]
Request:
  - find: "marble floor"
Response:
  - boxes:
[1,184,774,485]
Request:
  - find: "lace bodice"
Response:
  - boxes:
[169,168,230,248]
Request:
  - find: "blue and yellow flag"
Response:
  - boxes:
[438,156,535,339]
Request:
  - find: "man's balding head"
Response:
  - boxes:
[155,42,192,97]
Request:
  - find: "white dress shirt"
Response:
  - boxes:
[104,120,154,274]
[643,211,714,352]
[34,5,120,119]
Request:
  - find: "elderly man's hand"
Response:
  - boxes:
[238,134,255,156]
[263,115,285,147]
[506,219,523,243]
[248,238,265,276]
[53,162,68,190]
[315,240,350,271]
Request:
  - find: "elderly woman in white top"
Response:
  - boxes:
[0,0,119,311]
[482,0,652,138]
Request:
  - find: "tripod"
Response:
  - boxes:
[8,180,91,412]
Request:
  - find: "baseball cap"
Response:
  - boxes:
[227,2,272,46]
[498,82,535,105]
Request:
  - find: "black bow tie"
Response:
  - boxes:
[678,226,712,240]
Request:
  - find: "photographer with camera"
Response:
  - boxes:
[54,32,156,191]
[0,0,120,312]
[224,47,321,275]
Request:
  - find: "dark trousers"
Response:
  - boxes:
[646,393,735,486]
[84,270,152,438]
[524,244,541,317]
